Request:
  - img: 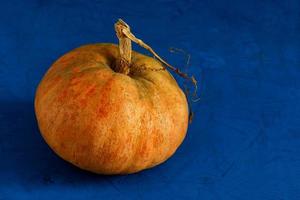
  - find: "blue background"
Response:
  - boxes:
[0,0,299,199]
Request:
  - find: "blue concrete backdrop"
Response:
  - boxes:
[0,0,299,199]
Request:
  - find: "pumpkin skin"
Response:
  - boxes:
[35,43,188,174]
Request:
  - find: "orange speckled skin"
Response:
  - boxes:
[35,44,188,174]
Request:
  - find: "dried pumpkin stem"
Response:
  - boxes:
[114,19,197,91]
[115,19,132,75]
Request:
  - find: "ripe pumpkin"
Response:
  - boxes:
[35,20,189,174]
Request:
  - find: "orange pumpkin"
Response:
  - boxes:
[35,20,189,174]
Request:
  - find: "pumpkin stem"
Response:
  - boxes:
[115,19,132,75]
[114,19,197,90]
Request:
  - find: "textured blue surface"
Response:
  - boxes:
[1,0,300,199]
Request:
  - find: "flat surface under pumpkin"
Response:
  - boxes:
[1,0,300,199]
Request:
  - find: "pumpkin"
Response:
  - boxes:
[35,19,190,174]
